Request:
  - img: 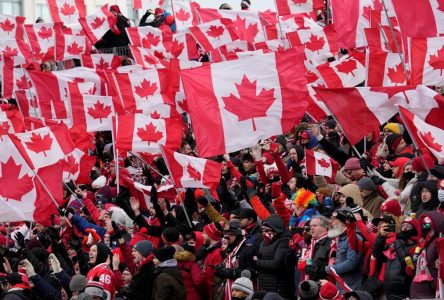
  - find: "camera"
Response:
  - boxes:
[386,224,396,232]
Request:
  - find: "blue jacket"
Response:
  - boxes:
[161,12,176,32]
[71,214,107,237]
[331,233,363,291]
[289,208,319,228]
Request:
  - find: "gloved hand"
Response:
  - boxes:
[359,157,373,171]
[58,207,69,217]
[271,182,282,199]
[48,253,62,274]
[371,175,386,185]
[215,265,237,279]
[288,233,303,251]
[196,195,208,207]
[240,176,258,200]
[304,264,315,277]
[21,259,36,278]
[14,232,25,249]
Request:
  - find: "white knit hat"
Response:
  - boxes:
[91,175,106,189]
[232,273,254,295]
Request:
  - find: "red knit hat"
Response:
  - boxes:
[299,131,310,140]
[319,281,343,300]
[380,198,402,217]
[155,8,164,16]
[203,222,223,241]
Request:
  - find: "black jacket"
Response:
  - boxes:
[125,260,156,300]
[308,236,331,281]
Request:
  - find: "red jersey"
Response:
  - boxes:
[87,263,115,299]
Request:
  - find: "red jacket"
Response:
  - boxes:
[176,250,206,300]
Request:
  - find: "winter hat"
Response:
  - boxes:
[162,227,180,244]
[96,185,112,199]
[77,294,93,300]
[109,5,121,14]
[357,177,376,191]
[219,3,232,9]
[231,272,254,295]
[94,242,112,266]
[402,217,420,236]
[133,240,154,258]
[263,293,284,300]
[331,208,352,224]
[372,213,396,226]
[380,198,402,217]
[299,280,320,300]
[70,275,88,293]
[389,157,411,178]
[383,123,402,135]
[338,184,363,207]
[384,134,403,154]
[325,119,337,129]
[91,175,106,189]
[239,208,257,221]
[343,157,361,171]
[226,219,243,236]
[319,281,341,300]
[154,246,176,262]
[203,222,223,241]
[84,281,106,298]
[299,131,310,140]
[154,7,164,16]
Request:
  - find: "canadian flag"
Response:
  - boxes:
[314,85,443,145]
[171,0,200,31]
[306,70,331,122]
[266,14,320,40]
[0,56,15,98]
[9,123,75,170]
[305,149,339,179]
[78,5,117,44]
[255,39,287,52]
[275,0,324,15]
[170,32,199,61]
[366,49,407,86]
[24,22,63,62]
[196,8,266,43]
[399,106,444,164]
[126,26,173,53]
[133,0,164,11]
[0,15,25,39]
[410,36,444,86]
[68,82,115,132]
[14,89,41,119]
[364,26,402,53]
[0,104,24,135]
[160,145,222,191]
[111,68,176,118]
[80,54,123,69]
[129,46,169,69]
[331,0,380,48]
[317,51,366,88]
[180,49,308,157]
[0,38,32,65]
[48,0,86,26]
[62,148,96,184]
[188,19,239,52]
[56,32,89,61]
[0,136,62,224]
[115,113,183,154]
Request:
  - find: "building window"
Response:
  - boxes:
[0,0,21,16]
[35,4,51,23]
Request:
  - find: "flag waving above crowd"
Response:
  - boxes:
[0,1,444,300]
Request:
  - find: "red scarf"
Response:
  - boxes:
[224,238,246,300]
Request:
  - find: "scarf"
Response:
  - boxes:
[300,233,328,281]
[224,238,246,300]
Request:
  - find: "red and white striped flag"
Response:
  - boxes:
[317,51,366,88]
[47,0,86,26]
[9,123,75,170]
[80,53,123,69]
[115,113,183,154]
[62,148,96,184]
[0,38,32,65]
[305,149,339,179]
[364,27,402,53]
[410,36,444,86]
[275,0,324,16]
[126,26,172,52]
[160,145,222,191]
[188,19,239,52]
[366,49,407,86]
[171,32,199,61]
[78,5,117,44]
[14,90,41,119]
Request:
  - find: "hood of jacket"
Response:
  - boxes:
[338,184,363,207]
[263,214,286,234]
[174,250,196,262]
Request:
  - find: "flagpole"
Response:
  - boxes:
[397,107,433,177]
[380,0,410,83]
[111,116,120,195]
[128,151,193,228]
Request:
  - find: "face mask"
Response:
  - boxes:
[397,228,417,240]
[403,171,415,181]
[262,231,276,245]
[438,190,444,203]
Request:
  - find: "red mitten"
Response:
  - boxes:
[289,233,303,251]
[271,182,282,199]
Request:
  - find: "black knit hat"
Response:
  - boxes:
[154,246,176,262]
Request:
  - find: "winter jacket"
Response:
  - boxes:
[175,250,206,300]
[202,242,223,298]
[308,236,332,281]
[71,213,106,237]
[362,191,385,218]
[331,232,363,291]
[244,223,262,249]
[152,260,186,300]
[256,214,293,299]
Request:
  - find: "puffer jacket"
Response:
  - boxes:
[152,260,186,300]
[175,250,206,300]
[256,214,293,299]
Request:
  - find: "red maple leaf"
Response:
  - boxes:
[90,17,105,30]
[95,57,109,69]
[24,133,53,157]
[67,41,84,55]
[305,34,325,53]
[387,63,406,85]
[234,16,259,42]
[87,101,112,122]
[186,163,201,181]
[38,26,53,40]
[16,75,32,90]
[134,79,158,99]
[420,131,442,152]
[0,121,10,135]
[0,18,14,33]
[150,111,161,119]
[317,158,331,169]
[154,50,165,60]
[4,46,18,57]
[170,39,184,58]
[136,123,163,144]
[438,0,444,12]
[362,5,372,21]
[64,154,79,175]
[142,32,160,49]
[206,25,225,39]
[429,45,444,76]
[292,0,308,4]
[176,8,190,21]
[0,158,33,201]
[60,3,76,17]
[144,54,157,65]
[336,59,358,76]
[222,75,275,131]
[87,85,97,95]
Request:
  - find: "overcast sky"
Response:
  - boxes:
[196,0,275,11]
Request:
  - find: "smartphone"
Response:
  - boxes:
[386,224,396,232]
